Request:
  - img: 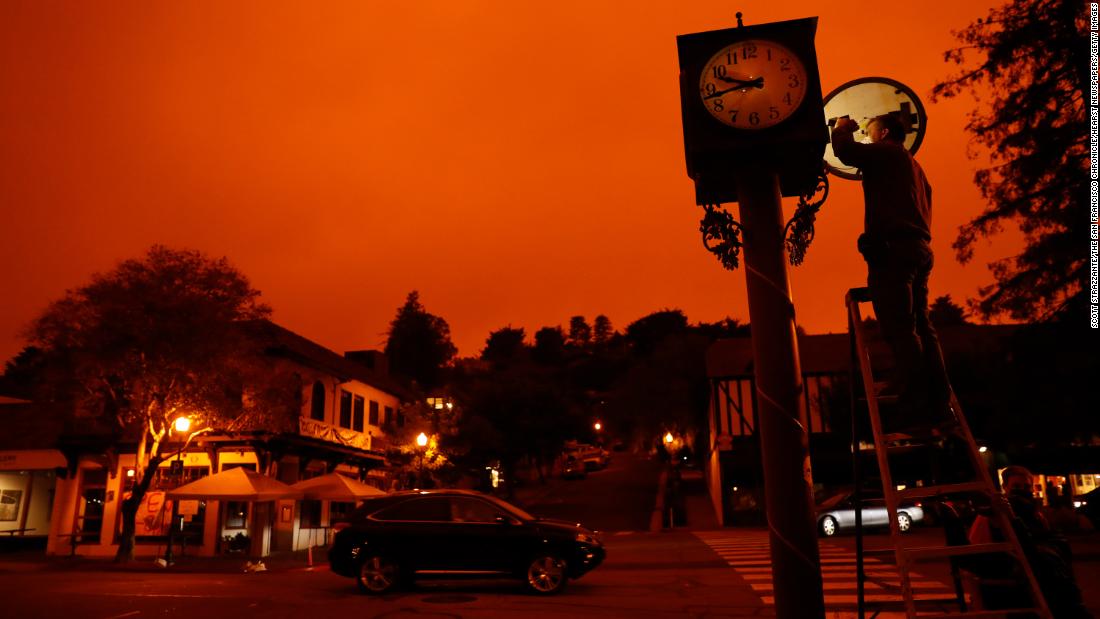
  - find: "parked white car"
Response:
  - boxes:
[816,491,924,536]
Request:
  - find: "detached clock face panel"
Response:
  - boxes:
[698,39,808,130]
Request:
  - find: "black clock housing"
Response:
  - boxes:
[677,17,828,204]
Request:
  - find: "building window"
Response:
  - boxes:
[330,501,355,523]
[310,381,326,421]
[76,469,107,544]
[339,390,352,428]
[225,501,249,529]
[353,395,365,432]
[300,500,322,529]
[369,400,380,426]
[384,406,394,427]
[397,411,405,427]
[0,489,23,521]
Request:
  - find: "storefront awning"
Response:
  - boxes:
[167,466,303,501]
[0,449,66,471]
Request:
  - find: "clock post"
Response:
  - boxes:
[677,16,828,619]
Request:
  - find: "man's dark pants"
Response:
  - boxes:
[861,236,951,426]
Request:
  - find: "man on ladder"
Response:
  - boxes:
[836,115,1057,617]
[833,114,953,437]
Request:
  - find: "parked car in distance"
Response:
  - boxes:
[816,491,925,537]
[563,441,610,471]
[328,489,605,595]
[561,456,587,479]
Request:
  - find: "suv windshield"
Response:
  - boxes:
[482,494,535,521]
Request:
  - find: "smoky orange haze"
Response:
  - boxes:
[0,0,1017,365]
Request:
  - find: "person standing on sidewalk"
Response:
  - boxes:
[832,114,952,435]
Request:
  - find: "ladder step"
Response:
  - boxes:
[848,287,872,303]
[904,542,1015,560]
[898,482,989,500]
[923,608,1043,618]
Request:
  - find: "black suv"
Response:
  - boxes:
[328,489,605,595]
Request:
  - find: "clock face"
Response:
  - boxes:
[698,39,808,130]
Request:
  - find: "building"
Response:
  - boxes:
[702,323,1097,526]
[0,321,408,558]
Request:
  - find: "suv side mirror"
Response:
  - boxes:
[494,515,513,526]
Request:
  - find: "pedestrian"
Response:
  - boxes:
[970,466,1091,617]
[831,114,952,436]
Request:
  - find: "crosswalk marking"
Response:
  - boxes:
[693,530,963,612]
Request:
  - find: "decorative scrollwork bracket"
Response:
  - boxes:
[784,162,830,266]
[700,203,743,271]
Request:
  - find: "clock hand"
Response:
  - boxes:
[717,75,765,89]
[703,76,765,99]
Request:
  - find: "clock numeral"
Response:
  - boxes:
[766,48,772,61]
[726,51,738,65]
[779,58,790,71]
[712,65,727,79]
[704,83,717,96]
[788,73,801,88]
[768,106,780,120]
[783,92,793,106]
[749,111,760,126]
[729,110,739,123]
[742,45,757,60]
[712,99,724,112]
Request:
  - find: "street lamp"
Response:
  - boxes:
[416,432,429,488]
[663,432,674,445]
[173,416,192,433]
[164,415,193,566]
[594,422,602,432]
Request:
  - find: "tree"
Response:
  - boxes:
[384,291,457,390]
[695,317,751,340]
[624,309,689,356]
[532,326,566,365]
[26,246,291,562]
[481,326,527,365]
[567,316,592,347]
[930,295,971,328]
[0,346,44,399]
[932,0,1089,321]
[593,315,614,345]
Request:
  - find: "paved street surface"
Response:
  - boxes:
[2,452,1097,618]
[695,529,960,613]
[513,450,663,532]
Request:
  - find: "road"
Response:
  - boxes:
[513,451,663,532]
[2,452,1098,618]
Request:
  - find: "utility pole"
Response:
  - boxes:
[736,167,824,618]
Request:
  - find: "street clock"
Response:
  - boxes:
[822,76,928,180]
[677,17,828,204]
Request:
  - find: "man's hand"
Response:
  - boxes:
[833,117,857,133]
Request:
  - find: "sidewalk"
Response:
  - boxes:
[0,547,324,574]
[678,468,720,531]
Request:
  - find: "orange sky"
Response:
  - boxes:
[0,0,1015,365]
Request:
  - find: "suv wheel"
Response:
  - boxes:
[897,512,912,533]
[525,554,567,594]
[819,516,838,537]
[357,555,400,594]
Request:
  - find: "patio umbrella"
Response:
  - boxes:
[290,473,387,501]
[166,466,303,501]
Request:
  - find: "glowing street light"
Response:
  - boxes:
[165,414,193,566]
[415,432,430,487]
[594,422,602,432]
[173,416,192,433]
[663,432,674,445]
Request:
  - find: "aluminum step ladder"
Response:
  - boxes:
[845,287,1052,619]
